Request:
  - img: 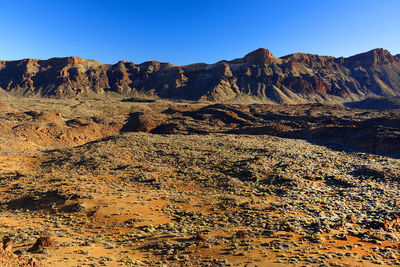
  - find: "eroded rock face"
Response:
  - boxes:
[344,48,399,67]
[243,48,276,65]
[1,48,400,103]
[0,237,40,266]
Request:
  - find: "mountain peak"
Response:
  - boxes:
[244,48,275,65]
[344,48,398,67]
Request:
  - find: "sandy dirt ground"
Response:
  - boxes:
[0,96,399,266]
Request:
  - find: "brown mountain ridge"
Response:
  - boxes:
[1,48,400,104]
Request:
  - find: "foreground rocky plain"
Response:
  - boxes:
[0,95,400,266]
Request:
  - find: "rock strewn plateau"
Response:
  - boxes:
[0,97,399,266]
[1,48,400,103]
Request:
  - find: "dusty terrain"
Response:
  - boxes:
[0,96,400,266]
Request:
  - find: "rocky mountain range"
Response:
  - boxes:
[1,48,400,103]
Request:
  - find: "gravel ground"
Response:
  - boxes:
[1,132,399,266]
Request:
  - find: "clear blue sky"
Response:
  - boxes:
[0,0,399,65]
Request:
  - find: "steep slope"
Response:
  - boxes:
[0,48,400,103]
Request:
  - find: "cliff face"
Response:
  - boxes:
[1,48,400,103]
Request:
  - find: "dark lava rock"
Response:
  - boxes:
[60,202,87,213]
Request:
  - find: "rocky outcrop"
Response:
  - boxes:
[29,236,57,252]
[0,237,39,266]
[1,48,400,103]
[243,48,276,65]
[344,48,399,68]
